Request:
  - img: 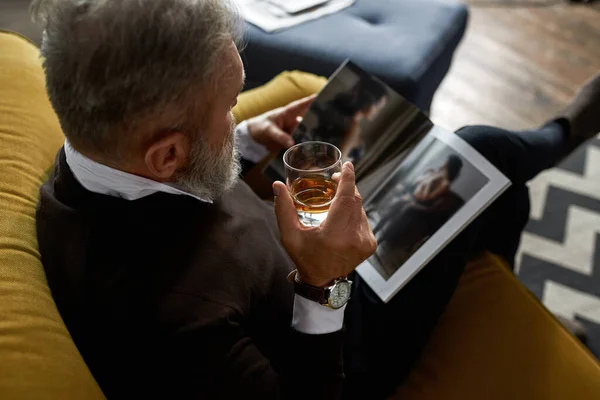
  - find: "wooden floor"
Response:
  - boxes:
[431,1,600,131]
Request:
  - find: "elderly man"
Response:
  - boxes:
[34,0,600,399]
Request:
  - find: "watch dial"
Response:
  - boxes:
[330,281,351,309]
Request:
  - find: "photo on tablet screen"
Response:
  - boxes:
[292,62,407,165]
[363,134,489,280]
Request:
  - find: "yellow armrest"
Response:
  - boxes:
[0,30,105,399]
[395,252,600,400]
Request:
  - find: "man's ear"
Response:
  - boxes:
[144,132,188,180]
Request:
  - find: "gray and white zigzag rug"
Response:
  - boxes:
[517,136,600,357]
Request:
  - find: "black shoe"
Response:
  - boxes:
[550,72,600,159]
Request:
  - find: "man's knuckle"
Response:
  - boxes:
[349,233,375,254]
[339,196,355,209]
[358,234,372,249]
[337,192,363,208]
[368,236,378,253]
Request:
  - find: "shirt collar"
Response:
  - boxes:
[64,140,211,203]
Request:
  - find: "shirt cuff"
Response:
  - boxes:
[235,120,269,163]
[292,294,346,335]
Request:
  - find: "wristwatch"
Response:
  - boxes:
[291,271,352,309]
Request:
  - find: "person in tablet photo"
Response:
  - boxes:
[370,155,466,277]
[310,77,388,162]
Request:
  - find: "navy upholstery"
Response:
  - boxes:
[242,0,469,111]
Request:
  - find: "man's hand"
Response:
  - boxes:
[273,162,377,288]
[246,95,315,153]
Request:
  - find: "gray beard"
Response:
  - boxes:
[177,122,241,201]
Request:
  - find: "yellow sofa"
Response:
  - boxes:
[1,30,600,400]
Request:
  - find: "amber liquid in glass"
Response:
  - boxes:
[290,176,337,226]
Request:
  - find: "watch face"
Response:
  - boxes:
[329,281,352,309]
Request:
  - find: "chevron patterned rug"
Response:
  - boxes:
[516,136,600,356]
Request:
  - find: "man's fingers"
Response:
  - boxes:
[286,95,316,114]
[267,125,294,149]
[334,162,356,198]
[283,95,316,127]
[326,162,360,227]
[273,181,301,236]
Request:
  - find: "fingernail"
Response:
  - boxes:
[346,162,355,171]
[272,183,281,197]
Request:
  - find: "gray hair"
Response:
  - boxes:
[31,0,244,159]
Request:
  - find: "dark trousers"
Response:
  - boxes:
[342,122,568,400]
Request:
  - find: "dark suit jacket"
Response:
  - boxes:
[36,148,345,399]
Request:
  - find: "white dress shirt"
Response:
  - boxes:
[64,120,346,335]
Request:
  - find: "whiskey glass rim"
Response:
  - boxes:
[283,141,342,173]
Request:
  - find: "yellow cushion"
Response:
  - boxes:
[395,252,600,400]
[0,31,105,399]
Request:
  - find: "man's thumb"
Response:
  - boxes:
[273,181,300,233]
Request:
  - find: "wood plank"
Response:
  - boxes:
[433,3,600,132]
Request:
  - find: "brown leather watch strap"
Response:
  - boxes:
[289,270,327,304]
